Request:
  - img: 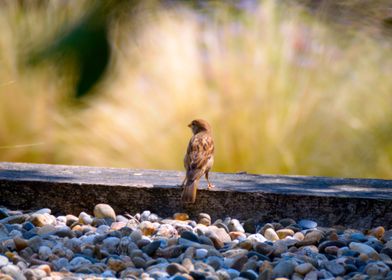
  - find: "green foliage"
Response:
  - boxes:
[27,2,117,98]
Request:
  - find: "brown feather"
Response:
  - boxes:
[181,180,198,203]
[181,119,214,203]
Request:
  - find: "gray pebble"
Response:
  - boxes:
[272,259,295,278]
[181,230,200,243]
[195,248,208,259]
[38,245,52,261]
[299,219,317,229]
[324,260,346,276]
[142,240,161,256]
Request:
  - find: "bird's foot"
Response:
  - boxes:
[207,183,215,190]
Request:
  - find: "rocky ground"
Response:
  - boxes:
[0,204,391,280]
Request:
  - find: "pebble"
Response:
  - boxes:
[0,255,9,267]
[264,228,279,241]
[38,245,52,261]
[248,233,267,243]
[1,264,22,279]
[197,213,211,226]
[324,260,345,276]
[364,261,390,276]
[293,232,305,241]
[0,205,390,279]
[382,230,392,242]
[30,213,53,227]
[276,228,294,239]
[142,240,161,256]
[228,219,245,233]
[78,211,93,225]
[181,231,199,243]
[166,263,189,275]
[299,219,317,229]
[195,248,208,259]
[294,263,314,275]
[139,221,156,236]
[173,213,189,221]
[370,226,385,239]
[93,203,116,220]
[349,242,379,259]
[272,260,295,278]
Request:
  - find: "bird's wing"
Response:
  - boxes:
[185,132,214,182]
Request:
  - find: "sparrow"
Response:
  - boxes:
[181,119,215,203]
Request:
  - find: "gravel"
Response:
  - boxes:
[0,204,391,279]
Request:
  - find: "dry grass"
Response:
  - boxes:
[1,1,392,178]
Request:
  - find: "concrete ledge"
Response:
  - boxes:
[0,162,391,229]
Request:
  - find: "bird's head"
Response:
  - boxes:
[188,119,211,134]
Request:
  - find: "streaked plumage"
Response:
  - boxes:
[181,119,215,203]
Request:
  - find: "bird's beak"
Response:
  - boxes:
[187,123,192,128]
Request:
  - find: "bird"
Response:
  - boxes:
[181,119,215,203]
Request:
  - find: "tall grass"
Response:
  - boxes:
[1,1,392,178]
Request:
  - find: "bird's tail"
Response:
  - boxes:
[181,180,198,203]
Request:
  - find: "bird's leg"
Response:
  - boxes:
[180,176,187,189]
[205,171,215,190]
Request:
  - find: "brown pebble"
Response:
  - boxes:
[293,232,305,241]
[277,229,295,239]
[182,258,194,271]
[254,242,274,256]
[259,260,273,273]
[230,254,248,271]
[206,234,224,249]
[107,258,128,272]
[156,245,183,258]
[359,253,369,262]
[197,213,211,226]
[296,230,323,246]
[324,246,339,255]
[37,264,51,275]
[184,247,196,259]
[0,273,13,280]
[237,239,253,250]
[370,226,385,240]
[295,263,315,275]
[72,224,83,231]
[13,237,28,251]
[328,231,339,241]
[174,213,189,221]
[166,263,189,276]
[30,214,51,227]
[5,252,15,259]
[258,223,274,235]
[139,221,156,236]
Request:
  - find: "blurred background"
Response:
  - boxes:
[1,0,392,178]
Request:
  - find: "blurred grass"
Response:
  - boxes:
[1,0,392,178]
